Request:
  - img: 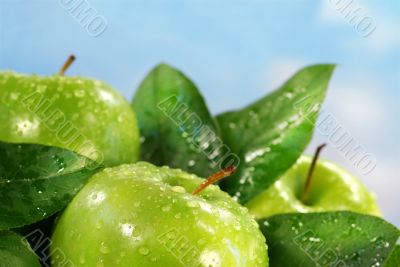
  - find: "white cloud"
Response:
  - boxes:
[326,77,389,137]
[318,1,400,53]
[318,0,345,23]
[262,58,305,90]
[360,18,400,53]
[365,160,400,225]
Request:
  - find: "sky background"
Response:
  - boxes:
[0,0,399,226]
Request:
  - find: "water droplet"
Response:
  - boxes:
[285,92,294,99]
[171,186,186,193]
[233,221,241,231]
[139,247,149,256]
[74,89,85,98]
[162,205,171,212]
[187,201,199,208]
[166,232,176,239]
[96,220,103,230]
[100,242,110,254]
[118,114,124,122]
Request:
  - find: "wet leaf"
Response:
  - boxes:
[384,245,400,267]
[259,211,399,267]
[0,231,40,267]
[0,141,102,230]
[132,63,223,177]
[217,64,335,203]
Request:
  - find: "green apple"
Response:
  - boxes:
[246,155,381,219]
[51,162,268,267]
[0,70,139,166]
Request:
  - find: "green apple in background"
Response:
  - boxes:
[51,162,268,267]
[246,154,381,219]
[0,55,140,166]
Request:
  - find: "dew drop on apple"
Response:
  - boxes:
[9,92,18,100]
[117,114,124,123]
[74,89,85,98]
[187,200,199,208]
[99,241,110,254]
[139,246,150,256]
[95,220,104,230]
[171,185,186,193]
[166,231,176,240]
[162,205,171,212]
[233,221,241,231]
[79,255,85,264]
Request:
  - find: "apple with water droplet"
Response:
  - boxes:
[51,162,268,266]
[0,55,140,166]
[246,148,381,219]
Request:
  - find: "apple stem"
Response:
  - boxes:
[59,54,76,76]
[301,143,327,203]
[192,166,236,195]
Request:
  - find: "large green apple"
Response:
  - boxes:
[0,71,140,166]
[51,162,268,267]
[246,155,381,219]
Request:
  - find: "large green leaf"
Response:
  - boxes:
[0,231,40,267]
[259,211,399,267]
[384,245,400,267]
[132,63,224,177]
[0,141,101,230]
[217,64,335,203]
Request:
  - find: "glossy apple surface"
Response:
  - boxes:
[0,72,140,166]
[246,155,381,219]
[51,162,268,266]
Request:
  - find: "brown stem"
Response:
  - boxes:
[192,166,236,195]
[59,54,76,76]
[301,143,327,203]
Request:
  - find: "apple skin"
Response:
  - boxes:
[0,72,140,166]
[51,162,268,267]
[246,155,381,219]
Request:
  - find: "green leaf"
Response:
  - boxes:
[14,214,58,267]
[217,64,335,203]
[132,63,224,178]
[384,245,400,267]
[0,231,40,267]
[259,211,400,267]
[0,141,102,230]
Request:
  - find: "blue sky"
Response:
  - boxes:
[0,1,399,226]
